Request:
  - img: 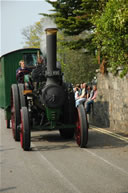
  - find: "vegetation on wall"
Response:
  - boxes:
[92,0,128,77]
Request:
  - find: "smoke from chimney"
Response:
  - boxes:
[40,17,57,57]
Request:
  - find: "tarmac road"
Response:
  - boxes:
[0,108,128,193]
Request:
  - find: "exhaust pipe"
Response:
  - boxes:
[45,28,58,77]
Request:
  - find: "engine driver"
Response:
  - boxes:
[16,60,32,83]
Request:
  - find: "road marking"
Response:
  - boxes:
[90,126,128,143]
[85,149,128,176]
[32,143,82,193]
[85,126,128,176]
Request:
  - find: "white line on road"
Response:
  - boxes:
[88,126,128,175]
[32,143,82,193]
[85,149,128,176]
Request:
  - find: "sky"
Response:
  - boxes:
[0,0,55,56]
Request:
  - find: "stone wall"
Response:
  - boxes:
[90,72,128,133]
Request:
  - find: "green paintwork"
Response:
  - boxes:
[0,48,40,109]
[46,108,61,121]
[46,107,61,128]
[45,107,76,130]
[33,124,76,131]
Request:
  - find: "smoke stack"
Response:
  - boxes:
[41,28,65,108]
[45,28,58,73]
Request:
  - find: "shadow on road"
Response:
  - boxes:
[87,129,128,149]
[31,132,76,151]
[30,129,128,152]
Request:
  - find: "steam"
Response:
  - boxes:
[40,17,57,57]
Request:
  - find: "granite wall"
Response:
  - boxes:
[90,72,128,133]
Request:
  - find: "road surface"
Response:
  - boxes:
[0,109,128,193]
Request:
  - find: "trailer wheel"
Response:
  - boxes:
[11,84,20,141]
[75,104,88,148]
[59,128,74,139]
[18,84,26,107]
[20,107,31,151]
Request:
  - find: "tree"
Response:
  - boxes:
[44,0,89,35]
[41,0,99,83]
[62,50,98,84]
[45,0,128,77]
[92,0,128,76]
[22,21,43,48]
[43,0,108,51]
[57,32,98,84]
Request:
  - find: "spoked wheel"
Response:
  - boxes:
[75,104,88,148]
[59,128,74,139]
[20,107,31,151]
[11,84,20,141]
[18,84,26,107]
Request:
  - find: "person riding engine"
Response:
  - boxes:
[16,60,32,83]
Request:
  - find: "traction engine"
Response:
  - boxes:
[11,28,88,150]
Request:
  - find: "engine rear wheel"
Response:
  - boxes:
[20,107,31,151]
[11,84,20,141]
[59,128,74,139]
[75,104,88,148]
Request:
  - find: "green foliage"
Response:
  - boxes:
[92,0,128,76]
[62,50,98,84]
[42,0,99,83]
[22,16,97,84]
[44,0,90,35]
[43,0,95,55]
[22,0,128,83]
[57,32,98,84]
[22,21,43,48]
[45,0,128,77]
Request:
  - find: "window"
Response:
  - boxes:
[23,53,37,66]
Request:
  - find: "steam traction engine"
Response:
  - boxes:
[11,28,88,151]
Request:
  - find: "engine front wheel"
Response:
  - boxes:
[75,104,88,148]
[20,107,31,151]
